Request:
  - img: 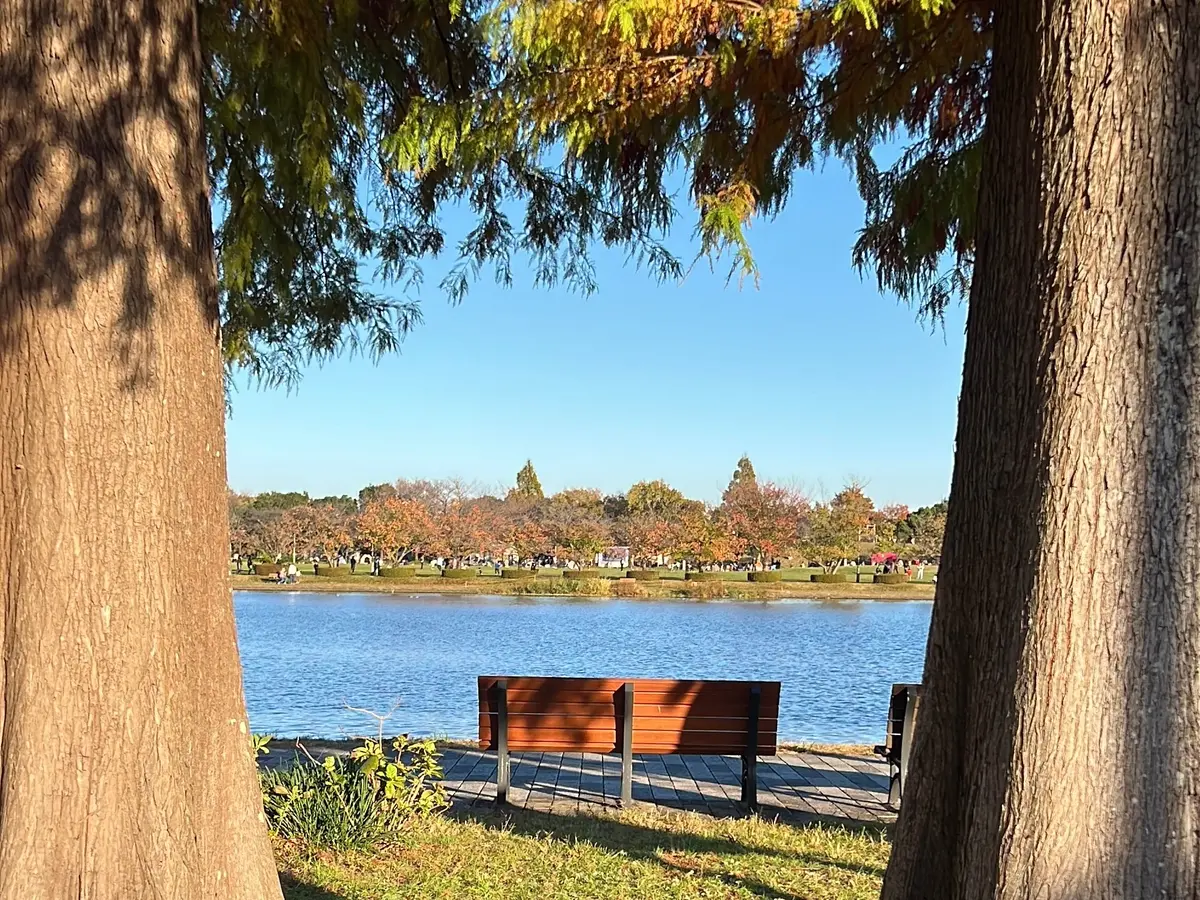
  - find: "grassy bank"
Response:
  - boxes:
[231,566,934,601]
[277,805,890,900]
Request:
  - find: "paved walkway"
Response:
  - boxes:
[439,747,895,825]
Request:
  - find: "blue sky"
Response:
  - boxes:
[226,161,967,509]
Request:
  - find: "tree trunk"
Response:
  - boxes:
[0,2,281,897]
[883,2,1200,898]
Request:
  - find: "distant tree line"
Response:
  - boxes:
[229,457,946,570]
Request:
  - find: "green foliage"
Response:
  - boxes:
[250,733,273,757]
[395,0,989,316]
[626,479,686,515]
[511,460,545,500]
[254,563,282,576]
[727,456,757,493]
[311,495,359,515]
[876,572,909,585]
[378,566,418,579]
[260,736,447,850]
[441,567,478,579]
[747,570,783,583]
[250,491,311,510]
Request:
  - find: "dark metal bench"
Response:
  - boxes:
[478,676,780,810]
[873,682,921,807]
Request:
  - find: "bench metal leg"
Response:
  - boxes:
[620,682,634,806]
[741,685,761,811]
[496,680,510,805]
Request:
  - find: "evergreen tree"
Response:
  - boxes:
[512,460,545,500]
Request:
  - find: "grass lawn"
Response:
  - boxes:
[277,806,890,900]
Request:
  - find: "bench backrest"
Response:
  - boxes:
[478,676,780,755]
[881,683,921,758]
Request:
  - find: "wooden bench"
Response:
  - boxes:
[873,683,921,807]
[478,676,781,810]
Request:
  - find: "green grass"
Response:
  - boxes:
[277,806,890,900]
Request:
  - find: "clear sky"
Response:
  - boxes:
[225,160,967,509]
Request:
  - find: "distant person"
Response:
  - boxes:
[349,555,357,575]
[915,561,926,581]
[372,555,381,575]
[287,562,298,583]
[494,560,502,574]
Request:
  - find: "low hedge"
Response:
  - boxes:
[501,568,536,579]
[253,563,281,576]
[378,566,417,579]
[442,568,478,579]
[747,570,783,583]
[875,573,909,585]
[561,568,615,579]
[811,572,850,584]
[684,571,724,582]
[315,567,350,579]
[626,569,662,581]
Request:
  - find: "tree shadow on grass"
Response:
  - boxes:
[452,805,888,886]
[278,872,350,900]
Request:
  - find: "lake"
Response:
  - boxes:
[234,591,931,744]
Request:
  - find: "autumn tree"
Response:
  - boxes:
[506,518,552,565]
[545,503,611,569]
[356,497,435,564]
[619,513,677,569]
[675,503,742,571]
[909,502,948,561]
[435,503,492,568]
[722,481,806,569]
[403,0,1200,895]
[802,504,861,574]
[830,481,875,544]
[509,460,545,500]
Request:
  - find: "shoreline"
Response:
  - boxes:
[262,736,877,757]
[230,572,934,601]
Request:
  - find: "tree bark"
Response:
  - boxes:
[0,1,281,897]
[883,2,1200,899]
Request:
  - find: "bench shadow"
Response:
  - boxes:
[444,748,893,833]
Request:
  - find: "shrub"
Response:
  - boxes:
[378,566,417,579]
[679,580,732,599]
[626,569,662,581]
[811,572,850,584]
[560,568,615,579]
[260,736,446,850]
[315,567,350,578]
[500,568,535,579]
[254,563,281,576]
[747,571,783,583]
[684,571,724,582]
[510,577,610,596]
[441,568,478,579]
[610,579,645,598]
[875,573,909,585]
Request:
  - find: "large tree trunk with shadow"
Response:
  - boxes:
[0,1,281,897]
[882,2,1200,899]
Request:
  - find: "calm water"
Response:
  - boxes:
[234,591,932,743]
